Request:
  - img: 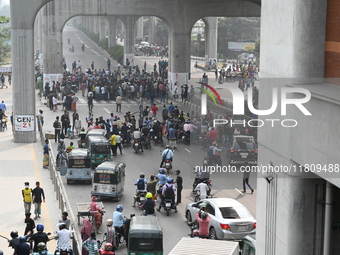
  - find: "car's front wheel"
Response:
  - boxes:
[186,210,192,224]
[209,227,218,240]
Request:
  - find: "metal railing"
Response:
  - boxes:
[48,149,82,255]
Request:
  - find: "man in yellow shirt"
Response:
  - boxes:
[22,182,33,214]
[110,133,117,156]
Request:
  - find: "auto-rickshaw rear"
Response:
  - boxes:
[128,216,163,255]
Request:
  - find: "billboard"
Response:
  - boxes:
[228,42,255,51]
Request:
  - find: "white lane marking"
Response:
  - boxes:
[235,188,244,196]
[100,100,107,104]
[90,49,101,56]
[126,104,131,108]
[185,148,191,153]
[103,108,110,114]
[78,98,86,104]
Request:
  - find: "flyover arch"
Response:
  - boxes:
[11,0,260,142]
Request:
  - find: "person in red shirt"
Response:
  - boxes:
[151,104,158,118]
[196,211,210,237]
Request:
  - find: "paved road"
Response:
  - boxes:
[43,26,258,254]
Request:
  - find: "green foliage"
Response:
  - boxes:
[155,19,168,45]
[217,17,260,59]
[99,38,108,50]
[0,22,10,62]
[108,45,124,64]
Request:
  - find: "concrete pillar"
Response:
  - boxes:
[136,17,143,39]
[168,26,191,90]
[149,16,155,44]
[107,16,117,47]
[43,2,63,74]
[11,1,40,142]
[88,17,94,34]
[204,17,218,67]
[121,16,138,66]
[93,17,99,35]
[99,17,107,41]
[37,9,43,55]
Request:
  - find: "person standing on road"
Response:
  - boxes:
[91,61,94,70]
[82,231,98,255]
[174,170,183,204]
[116,133,123,155]
[72,109,79,131]
[116,95,122,113]
[52,94,58,112]
[242,167,254,194]
[1,73,8,89]
[194,180,209,201]
[22,182,33,214]
[109,133,117,156]
[53,116,62,143]
[87,92,94,112]
[151,104,158,118]
[43,139,50,169]
[32,181,45,220]
[36,110,44,131]
[107,58,111,71]
[0,100,7,112]
[61,111,70,135]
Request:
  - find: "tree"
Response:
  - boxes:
[0,16,10,62]
[155,19,168,46]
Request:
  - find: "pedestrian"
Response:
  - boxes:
[22,182,33,214]
[81,219,92,255]
[59,212,71,229]
[1,73,8,88]
[82,231,98,255]
[0,100,7,112]
[52,94,58,112]
[116,133,122,155]
[61,111,70,135]
[147,175,158,200]
[74,117,82,136]
[151,104,158,118]
[32,181,45,220]
[91,61,94,70]
[174,170,183,204]
[87,92,94,112]
[24,212,35,235]
[72,109,79,131]
[242,167,254,194]
[43,139,50,169]
[162,105,168,121]
[109,133,117,156]
[8,72,11,85]
[116,95,122,113]
[36,110,44,131]
[107,58,111,71]
[53,116,62,143]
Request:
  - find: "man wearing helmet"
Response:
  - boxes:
[160,145,173,168]
[16,236,30,255]
[132,174,147,207]
[113,205,125,238]
[55,223,73,254]
[105,219,116,248]
[56,139,66,164]
[157,169,167,186]
[30,224,49,252]
[9,231,20,254]
[140,192,156,216]
[157,178,178,213]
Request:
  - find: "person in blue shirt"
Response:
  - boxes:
[113,205,125,238]
[132,174,147,207]
[168,102,174,115]
[160,145,174,168]
[157,168,167,185]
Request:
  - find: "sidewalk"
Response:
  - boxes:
[0,85,61,254]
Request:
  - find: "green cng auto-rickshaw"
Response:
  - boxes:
[91,161,126,201]
[128,216,163,255]
[87,136,111,166]
[64,148,92,184]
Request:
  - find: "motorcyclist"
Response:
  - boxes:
[113,205,125,238]
[157,178,178,213]
[55,223,73,255]
[79,128,86,148]
[132,173,147,207]
[208,142,222,165]
[132,129,142,150]
[120,123,130,143]
[160,145,173,168]
[140,192,156,216]
[105,219,116,249]
[30,224,49,252]
[194,179,210,201]
[157,168,167,186]
[16,236,30,255]
[56,139,66,163]
[8,231,20,254]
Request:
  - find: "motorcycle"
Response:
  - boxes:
[81,44,85,51]
[189,223,209,239]
[54,247,73,255]
[163,198,174,216]
[133,139,143,154]
[114,217,127,249]
[78,139,85,148]
[143,136,151,149]
[134,190,147,208]
[181,131,190,145]
[192,178,212,196]
[154,135,158,146]
[164,159,172,175]
[202,152,222,167]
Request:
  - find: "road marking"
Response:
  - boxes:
[185,148,191,153]
[103,108,110,114]
[235,188,244,195]
[126,104,130,108]
[90,49,101,56]
[78,98,86,104]
[100,100,107,104]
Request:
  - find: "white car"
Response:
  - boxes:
[185,198,256,241]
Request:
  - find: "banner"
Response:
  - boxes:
[14,115,35,131]
[43,73,63,86]
[228,42,255,51]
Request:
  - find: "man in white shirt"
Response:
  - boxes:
[133,130,141,139]
[55,223,73,252]
[195,180,209,201]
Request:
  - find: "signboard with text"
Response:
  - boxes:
[14,115,35,131]
[228,42,255,51]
